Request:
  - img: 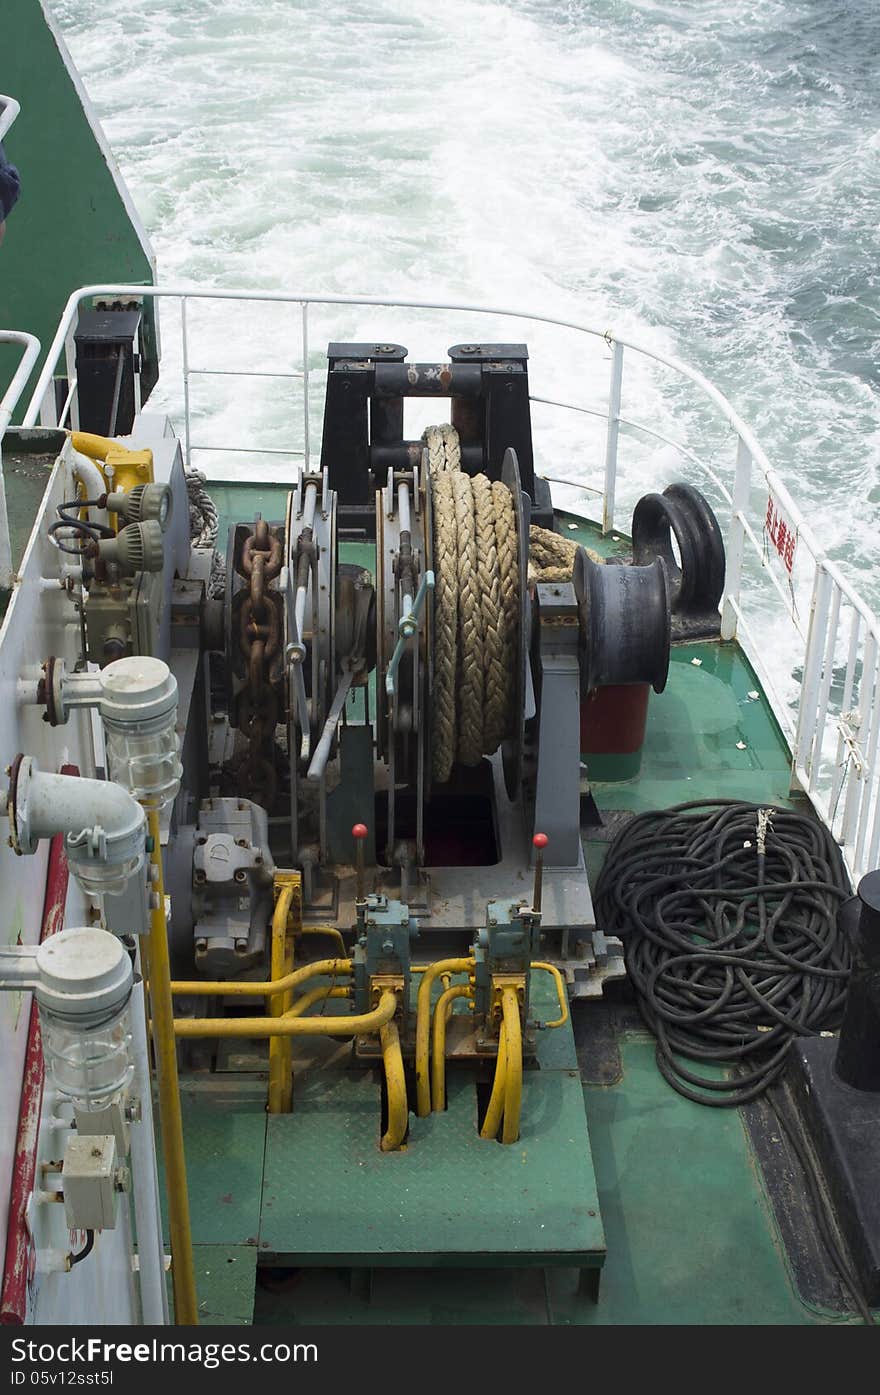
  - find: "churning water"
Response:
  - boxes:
[53,0,880,718]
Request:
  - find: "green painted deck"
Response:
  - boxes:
[5,473,863,1323]
[165,485,837,1325]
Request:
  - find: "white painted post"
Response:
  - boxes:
[792,564,833,788]
[602,340,623,535]
[301,302,310,470]
[63,322,79,432]
[854,636,880,875]
[720,435,752,641]
[808,583,841,787]
[180,297,191,471]
[0,454,12,590]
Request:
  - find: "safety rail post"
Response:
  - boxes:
[720,435,752,642]
[181,297,191,470]
[808,582,842,788]
[301,301,310,470]
[854,634,880,874]
[58,319,78,432]
[602,339,623,534]
[829,607,861,829]
[792,563,833,791]
[57,378,78,430]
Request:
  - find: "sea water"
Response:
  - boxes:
[54,0,880,720]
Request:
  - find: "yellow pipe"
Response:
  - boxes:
[70,430,117,460]
[415,957,473,1117]
[430,985,472,1113]
[268,885,296,1115]
[282,985,351,1018]
[145,810,199,1326]
[170,957,352,998]
[501,987,523,1145]
[530,961,569,1029]
[150,984,352,1037]
[380,1020,408,1152]
[479,1019,508,1141]
[299,924,347,957]
[173,989,398,1039]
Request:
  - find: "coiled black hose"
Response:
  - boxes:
[594,800,852,1106]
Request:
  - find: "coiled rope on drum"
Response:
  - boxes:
[425,425,520,782]
[424,425,605,782]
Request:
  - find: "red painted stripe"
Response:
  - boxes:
[0,765,78,1325]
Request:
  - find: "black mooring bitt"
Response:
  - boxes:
[835,872,880,1092]
[788,870,880,1306]
[319,341,536,507]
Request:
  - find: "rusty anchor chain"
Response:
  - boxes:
[236,518,284,807]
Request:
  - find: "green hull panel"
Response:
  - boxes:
[0,0,156,408]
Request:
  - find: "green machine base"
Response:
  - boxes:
[172,979,605,1321]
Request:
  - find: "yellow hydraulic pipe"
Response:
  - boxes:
[299,924,348,957]
[145,810,199,1326]
[170,958,352,999]
[501,987,523,1145]
[530,961,570,1029]
[430,984,472,1113]
[173,989,398,1039]
[282,985,351,1018]
[479,1019,508,1141]
[268,885,296,1115]
[70,430,118,460]
[415,957,473,1117]
[379,1020,408,1152]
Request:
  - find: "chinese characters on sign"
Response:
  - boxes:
[765,492,797,574]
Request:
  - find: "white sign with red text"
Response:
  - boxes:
[765,489,798,575]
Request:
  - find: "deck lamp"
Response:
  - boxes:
[96,657,182,812]
[38,654,182,812]
[0,927,134,1113]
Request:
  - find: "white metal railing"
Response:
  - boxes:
[0,95,20,144]
[0,331,42,588]
[20,284,880,883]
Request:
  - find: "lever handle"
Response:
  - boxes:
[532,833,548,917]
[352,823,368,903]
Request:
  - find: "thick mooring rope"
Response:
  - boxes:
[424,427,602,781]
[529,525,576,581]
[424,425,518,782]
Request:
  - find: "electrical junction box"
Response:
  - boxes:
[62,1134,121,1231]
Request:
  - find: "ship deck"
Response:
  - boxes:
[170,485,854,1326]
[3,472,869,1325]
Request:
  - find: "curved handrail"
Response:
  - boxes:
[18,283,880,876]
[0,96,20,144]
[17,286,817,522]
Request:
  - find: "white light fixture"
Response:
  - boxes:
[99,657,182,810]
[0,927,134,1113]
[36,654,182,811]
[36,927,134,1112]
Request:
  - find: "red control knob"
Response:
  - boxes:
[533,833,548,850]
[352,823,368,840]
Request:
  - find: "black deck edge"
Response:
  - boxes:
[788,1037,880,1306]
